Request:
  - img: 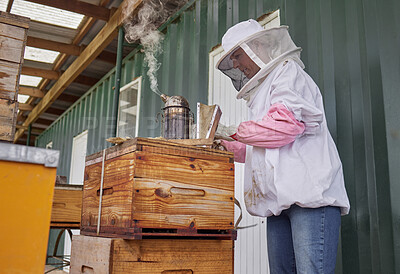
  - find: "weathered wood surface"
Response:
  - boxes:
[0,61,19,99]
[81,153,135,230]
[0,21,26,40]
[70,235,234,274]
[0,12,29,66]
[81,161,103,229]
[0,12,29,142]
[132,178,234,229]
[86,137,233,164]
[70,235,112,274]
[134,151,234,190]
[0,99,17,119]
[0,99,18,142]
[0,35,25,63]
[81,138,235,237]
[50,185,83,226]
[0,12,30,29]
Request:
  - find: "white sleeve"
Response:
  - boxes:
[269,62,323,135]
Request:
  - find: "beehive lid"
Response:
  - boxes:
[85,137,233,166]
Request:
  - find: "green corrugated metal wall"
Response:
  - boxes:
[282,1,399,273]
[37,0,399,272]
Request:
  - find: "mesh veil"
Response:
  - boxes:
[217,26,304,100]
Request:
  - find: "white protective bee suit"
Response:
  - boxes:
[217,19,350,217]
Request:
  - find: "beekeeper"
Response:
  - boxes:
[216,19,350,273]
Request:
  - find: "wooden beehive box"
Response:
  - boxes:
[50,183,83,228]
[0,12,29,142]
[81,138,235,239]
[70,235,234,274]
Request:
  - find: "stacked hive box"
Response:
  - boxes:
[0,12,29,142]
[70,138,235,273]
[51,183,82,229]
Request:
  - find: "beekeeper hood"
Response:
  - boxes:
[216,19,305,101]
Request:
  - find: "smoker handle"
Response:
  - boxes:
[170,187,205,196]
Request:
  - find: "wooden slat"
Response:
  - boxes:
[111,239,233,273]
[0,11,30,29]
[25,0,111,21]
[0,99,16,117]
[22,60,53,71]
[134,151,234,191]
[14,0,143,143]
[137,137,232,157]
[81,154,134,230]
[26,36,82,56]
[132,178,234,229]
[50,223,80,228]
[0,117,15,141]
[70,235,112,273]
[19,86,44,98]
[21,66,59,80]
[27,20,78,44]
[0,22,25,41]
[15,124,27,130]
[1,12,29,139]
[0,35,24,63]
[6,1,14,13]
[0,98,17,141]
[86,137,233,163]
[0,60,19,99]
[70,235,233,274]
[18,103,33,111]
[51,188,82,224]
[27,36,117,65]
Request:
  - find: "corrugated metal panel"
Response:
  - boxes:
[36,0,400,273]
[282,1,400,273]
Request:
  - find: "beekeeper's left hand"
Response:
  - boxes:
[212,139,226,150]
[215,124,237,141]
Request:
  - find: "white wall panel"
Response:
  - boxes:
[209,47,269,274]
[65,130,87,271]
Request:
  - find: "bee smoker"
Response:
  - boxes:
[160,94,192,139]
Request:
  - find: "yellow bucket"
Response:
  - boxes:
[0,143,59,273]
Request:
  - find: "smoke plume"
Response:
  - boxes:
[123,0,186,96]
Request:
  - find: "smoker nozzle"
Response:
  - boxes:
[160,94,169,103]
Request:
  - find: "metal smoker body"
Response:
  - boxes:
[160,94,191,139]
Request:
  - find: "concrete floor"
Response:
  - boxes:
[44,265,68,273]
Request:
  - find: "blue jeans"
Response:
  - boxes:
[267,205,341,274]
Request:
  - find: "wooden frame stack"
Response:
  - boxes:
[0,12,29,142]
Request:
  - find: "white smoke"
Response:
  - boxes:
[124,0,186,96]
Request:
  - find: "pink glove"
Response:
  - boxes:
[220,140,246,163]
